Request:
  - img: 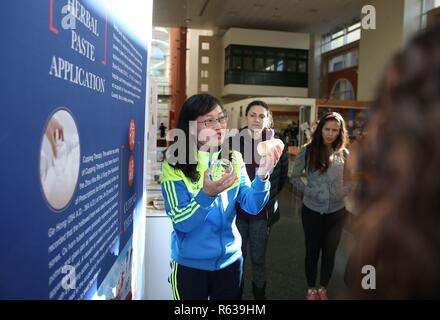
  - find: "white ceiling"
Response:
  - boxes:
[153,0,370,35]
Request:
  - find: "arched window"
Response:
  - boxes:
[330,79,354,100]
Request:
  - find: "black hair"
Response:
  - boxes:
[245,100,269,116]
[167,93,224,182]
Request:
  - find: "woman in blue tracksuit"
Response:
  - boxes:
[161,93,281,300]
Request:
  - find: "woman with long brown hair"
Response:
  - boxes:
[345,24,440,299]
[291,111,350,300]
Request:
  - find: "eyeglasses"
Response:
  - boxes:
[197,115,228,127]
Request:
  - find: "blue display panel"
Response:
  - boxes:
[0,0,150,299]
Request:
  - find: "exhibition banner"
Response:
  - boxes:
[0,0,151,299]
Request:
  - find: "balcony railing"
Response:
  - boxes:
[224,70,308,88]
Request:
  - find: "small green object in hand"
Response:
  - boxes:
[209,159,233,181]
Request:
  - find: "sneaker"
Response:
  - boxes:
[306,288,319,300]
[318,287,328,300]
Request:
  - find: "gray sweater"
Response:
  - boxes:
[290,146,351,214]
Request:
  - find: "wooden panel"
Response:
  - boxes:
[427,7,440,27]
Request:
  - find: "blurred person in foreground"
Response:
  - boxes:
[345,24,440,299]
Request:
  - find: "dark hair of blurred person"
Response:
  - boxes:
[346,24,440,299]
